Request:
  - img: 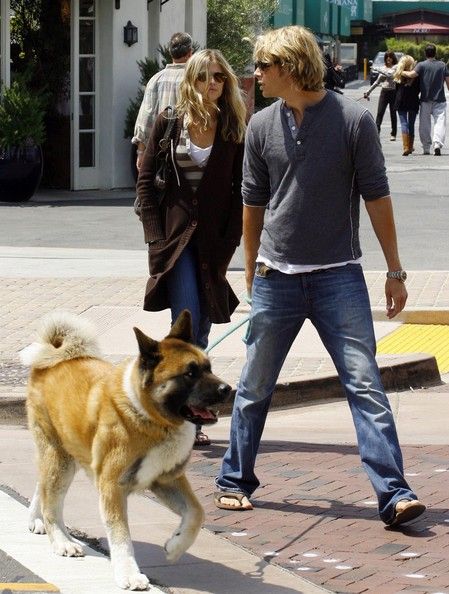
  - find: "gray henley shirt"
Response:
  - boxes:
[242,91,390,266]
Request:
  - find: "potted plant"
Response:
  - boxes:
[0,77,46,202]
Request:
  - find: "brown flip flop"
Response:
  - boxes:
[389,499,426,527]
[214,491,253,511]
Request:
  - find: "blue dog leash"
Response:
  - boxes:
[204,295,251,354]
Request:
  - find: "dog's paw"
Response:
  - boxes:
[115,570,150,591]
[29,518,46,534]
[164,531,190,562]
[53,540,85,557]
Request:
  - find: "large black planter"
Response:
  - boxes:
[0,146,43,202]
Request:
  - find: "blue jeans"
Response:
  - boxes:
[398,110,417,136]
[216,264,418,524]
[166,242,211,350]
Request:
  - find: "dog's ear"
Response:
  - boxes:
[167,309,193,343]
[133,327,160,365]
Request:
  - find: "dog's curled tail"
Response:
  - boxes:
[20,312,101,369]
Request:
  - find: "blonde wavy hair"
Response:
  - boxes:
[176,49,246,144]
[254,26,324,92]
[394,55,416,83]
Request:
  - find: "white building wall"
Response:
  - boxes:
[98,0,149,188]
[0,0,11,87]
[99,0,207,189]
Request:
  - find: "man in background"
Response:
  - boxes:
[132,32,192,171]
[402,44,449,156]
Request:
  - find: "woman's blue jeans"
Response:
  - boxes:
[398,110,417,136]
[166,242,211,350]
[216,264,417,524]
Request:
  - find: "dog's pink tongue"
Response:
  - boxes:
[189,406,216,421]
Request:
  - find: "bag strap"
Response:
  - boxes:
[158,106,177,152]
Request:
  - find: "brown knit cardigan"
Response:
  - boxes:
[136,112,244,324]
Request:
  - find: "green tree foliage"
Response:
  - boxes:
[207,0,279,75]
[386,38,449,63]
[0,78,46,152]
[10,0,70,110]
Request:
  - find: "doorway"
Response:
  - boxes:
[71,0,99,189]
[9,0,71,188]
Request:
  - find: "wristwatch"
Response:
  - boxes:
[386,270,407,282]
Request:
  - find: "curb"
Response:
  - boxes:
[221,353,441,415]
[372,307,449,325]
[0,354,441,424]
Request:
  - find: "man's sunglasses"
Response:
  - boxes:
[254,60,279,71]
[197,71,227,83]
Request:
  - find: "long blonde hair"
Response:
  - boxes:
[394,55,416,83]
[176,49,246,144]
[254,26,324,92]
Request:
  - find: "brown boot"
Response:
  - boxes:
[402,133,410,156]
[409,135,415,153]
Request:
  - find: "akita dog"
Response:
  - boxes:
[20,310,230,591]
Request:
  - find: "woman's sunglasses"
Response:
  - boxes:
[197,71,227,83]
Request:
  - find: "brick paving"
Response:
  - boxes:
[185,440,449,594]
[1,272,448,389]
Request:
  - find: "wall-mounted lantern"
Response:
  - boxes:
[123,21,138,47]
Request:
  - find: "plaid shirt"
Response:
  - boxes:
[132,63,186,147]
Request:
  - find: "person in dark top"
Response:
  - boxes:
[364,51,398,141]
[401,44,449,155]
[394,55,420,156]
[322,51,345,93]
[213,25,425,528]
[137,49,246,446]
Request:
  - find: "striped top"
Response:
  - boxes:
[175,120,212,191]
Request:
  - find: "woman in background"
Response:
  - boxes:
[394,55,420,156]
[364,51,398,141]
[137,49,246,446]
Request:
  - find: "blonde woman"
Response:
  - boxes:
[394,55,420,156]
[137,49,246,446]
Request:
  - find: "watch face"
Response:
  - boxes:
[400,270,407,281]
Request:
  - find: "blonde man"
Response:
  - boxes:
[401,44,449,156]
[214,26,425,527]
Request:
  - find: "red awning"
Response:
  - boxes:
[393,22,449,34]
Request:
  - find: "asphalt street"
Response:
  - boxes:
[0,83,448,271]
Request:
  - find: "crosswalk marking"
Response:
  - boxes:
[0,491,165,594]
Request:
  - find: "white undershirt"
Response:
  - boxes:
[189,141,212,168]
[257,255,362,274]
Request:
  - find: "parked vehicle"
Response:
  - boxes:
[369,51,403,85]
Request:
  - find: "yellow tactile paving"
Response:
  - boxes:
[377,324,449,373]
[0,584,59,592]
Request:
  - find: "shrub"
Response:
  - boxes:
[123,57,161,139]
[0,78,46,153]
[386,38,449,63]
